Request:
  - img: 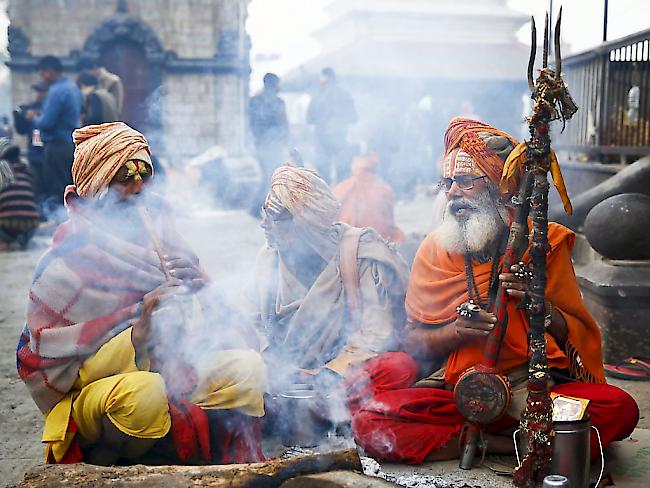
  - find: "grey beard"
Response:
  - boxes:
[433,186,508,256]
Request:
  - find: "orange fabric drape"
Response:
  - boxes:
[405,222,605,385]
[333,172,405,243]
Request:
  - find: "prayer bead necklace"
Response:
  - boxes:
[463,231,507,311]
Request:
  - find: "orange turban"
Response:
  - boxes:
[351,152,379,176]
[443,117,573,213]
[71,122,152,198]
[443,117,519,189]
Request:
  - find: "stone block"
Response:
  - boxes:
[577,258,650,364]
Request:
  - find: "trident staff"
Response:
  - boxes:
[507,9,578,486]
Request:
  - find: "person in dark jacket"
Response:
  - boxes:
[249,73,289,213]
[307,68,357,183]
[78,72,120,126]
[13,81,48,205]
[24,56,82,216]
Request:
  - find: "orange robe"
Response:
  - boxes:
[333,172,405,243]
[405,222,605,384]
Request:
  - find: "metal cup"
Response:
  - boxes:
[515,415,602,488]
[278,388,324,447]
[543,475,570,487]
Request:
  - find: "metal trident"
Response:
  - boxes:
[527,8,578,131]
[513,8,578,487]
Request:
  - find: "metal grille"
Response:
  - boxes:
[554,29,650,162]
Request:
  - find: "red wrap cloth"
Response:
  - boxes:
[350,353,639,464]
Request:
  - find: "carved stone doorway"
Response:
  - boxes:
[101,39,150,133]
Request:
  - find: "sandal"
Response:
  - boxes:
[604,357,650,381]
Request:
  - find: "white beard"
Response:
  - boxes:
[432,186,508,256]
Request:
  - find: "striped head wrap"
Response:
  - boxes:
[71,122,153,198]
[268,165,340,231]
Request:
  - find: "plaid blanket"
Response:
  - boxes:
[16,191,186,413]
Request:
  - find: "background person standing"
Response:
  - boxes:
[249,72,289,213]
[13,81,48,209]
[25,56,82,215]
[307,67,357,183]
[77,56,124,117]
[77,73,120,126]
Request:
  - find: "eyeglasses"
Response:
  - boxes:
[438,175,486,192]
[260,206,293,223]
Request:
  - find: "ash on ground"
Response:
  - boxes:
[361,457,481,488]
[266,431,357,459]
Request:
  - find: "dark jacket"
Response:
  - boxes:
[307,83,357,144]
[249,91,289,147]
[13,101,44,165]
[83,88,119,126]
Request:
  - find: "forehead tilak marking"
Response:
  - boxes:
[443,148,478,177]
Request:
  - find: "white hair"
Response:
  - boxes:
[432,183,508,256]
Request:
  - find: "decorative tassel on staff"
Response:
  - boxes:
[501,8,578,487]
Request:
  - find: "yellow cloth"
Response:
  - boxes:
[501,141,573,215]
[72,122,152,198]
[191,349,267,417]
[42,328,268,463]
[42,328,170,462]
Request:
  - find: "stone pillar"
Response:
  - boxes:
[214,0,251,155]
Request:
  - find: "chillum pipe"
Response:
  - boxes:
[138,206,174,281]
[137,206,192,331]
[456,172,532,471]
[484,170,533,368]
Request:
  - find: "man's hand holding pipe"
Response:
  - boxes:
[163,254,208,290]
[404,307,497,359]
[131,280,184,359]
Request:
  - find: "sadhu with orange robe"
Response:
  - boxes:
[333,153,405,243]
[350,118,639,464]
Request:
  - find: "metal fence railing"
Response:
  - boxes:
[555,29,650,162]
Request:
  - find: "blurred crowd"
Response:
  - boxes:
[0,54,168,251]
[2,59,429,252]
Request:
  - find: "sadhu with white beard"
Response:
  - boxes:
[245,165,409,421]
[16,122,267,466]
[351,118,639,464]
